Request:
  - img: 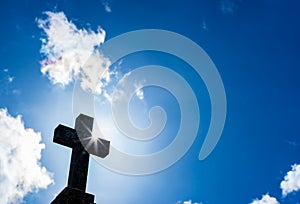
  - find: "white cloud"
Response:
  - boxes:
[0,108,53,204]
[251,163,300,203]
[37,11,111,94]
[0,69,15,95]
[8,76,14,83]
[104,4,112,12]
[1,68,14,83]
[110,71,146,103]
[101,0,112,12]
[80,51,111,94]
[250,194,279,204]
[136,88,144,100]
[134,81,144,100]
[202,19,208,31]
[280,164,300,196]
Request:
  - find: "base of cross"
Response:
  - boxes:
[51,187,95,204]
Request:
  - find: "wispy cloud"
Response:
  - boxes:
[249,194,279,204]
[1,68,14,83]
[109,71,146,103]
[0,68,16,95]
[136,87,144,100]
[0,109,53,204]
[37,11,111,94]
[220,0,242,14]
[134,81,145,100]
[8,76,14,83]
[286,140,300,147]
[101,0,112,12]
[177,200,202,204]
[280,164,300,196]
[202,19,208,32]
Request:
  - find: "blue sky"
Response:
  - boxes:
[0,0,300,204]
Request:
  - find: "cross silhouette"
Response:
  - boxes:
[51,114,110,204]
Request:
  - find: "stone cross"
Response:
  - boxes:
[51,114,110,204]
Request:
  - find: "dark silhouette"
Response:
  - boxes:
[51,114,110,204]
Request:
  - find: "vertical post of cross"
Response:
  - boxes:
[51,114,110,204]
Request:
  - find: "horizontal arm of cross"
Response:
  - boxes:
[53,124,79,148]
[53,114,110,158]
